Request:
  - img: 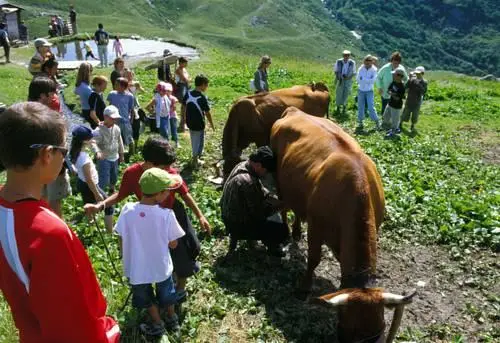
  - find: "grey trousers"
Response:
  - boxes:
[382,105,402,130]
[335,79,353,107]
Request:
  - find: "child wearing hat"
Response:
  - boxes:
[382,68,406,138]
[401,66,428,132]
[70,124,114,231]
[114,168,185,337]
[91,105,125,206]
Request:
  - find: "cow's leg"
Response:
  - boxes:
[292,215,302,241]
[296,224,322,300]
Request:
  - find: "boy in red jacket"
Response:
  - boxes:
[0,102,119,342]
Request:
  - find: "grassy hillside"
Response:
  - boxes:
[13,0,363,61]
[324,0,500,76]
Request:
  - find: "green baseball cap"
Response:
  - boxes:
[139,168,183,195]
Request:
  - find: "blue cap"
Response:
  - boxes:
[71,125,94,140]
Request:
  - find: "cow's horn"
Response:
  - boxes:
[381,289,417,305]
[323,293,350,306]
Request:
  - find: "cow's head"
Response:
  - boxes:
[310,81,329,93]
[317,288,416,343]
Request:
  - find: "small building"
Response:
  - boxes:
[0,0,23,40]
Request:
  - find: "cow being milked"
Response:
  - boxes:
[270,108,416,342]
[221,83,330,179]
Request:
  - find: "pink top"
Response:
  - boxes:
[168,94,178,118]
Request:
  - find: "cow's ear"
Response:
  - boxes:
[315,292,350,307]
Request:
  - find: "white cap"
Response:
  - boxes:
[415,66,425,74]
[342,50,351,55]
[103,105,121,119]
[164,82,173,92]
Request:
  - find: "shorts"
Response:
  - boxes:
[42,171,72,202]
[131,275,177,309]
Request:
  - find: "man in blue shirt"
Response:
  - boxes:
[94,23,109,67]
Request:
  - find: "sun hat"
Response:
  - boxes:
[34,38,52,49]
[164,83,173,92]
[103,105,121,119]
[71,125,95,140]
[139,168,183,195]
[391,68,405,76]
[155,81,169,92]
[415,66,425,74]
[163,49,172,57]
[363,54,373,62]
[343,50,351,55]
[249,146,277,172]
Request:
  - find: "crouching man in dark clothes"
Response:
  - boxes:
[221,146,289,257]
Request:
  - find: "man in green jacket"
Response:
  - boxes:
[375,51,408,114]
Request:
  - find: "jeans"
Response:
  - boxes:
[97,159,119,192]
[97,45,108,67]
[357,90,379,124]
[170,117,178,143]
[159,116,170,139]
[381,97,390,114]
[190,130,205,158]
[131,276,177,309]
[118,120,133,146]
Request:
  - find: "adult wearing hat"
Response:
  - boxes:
[375,51,409,114]
[29,38,54,76]
[253,55,272,94]
[334,50,356,115]
[145,49,179,83]
[221,146,289,257]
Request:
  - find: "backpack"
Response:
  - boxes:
[96,31,108,45]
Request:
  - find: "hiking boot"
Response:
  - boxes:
[165,314,180,333]
[139,321,166,337]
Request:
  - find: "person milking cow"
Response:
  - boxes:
[334,50,356,116]
[221,146,289,257]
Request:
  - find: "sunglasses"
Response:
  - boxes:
[30,144,68,157]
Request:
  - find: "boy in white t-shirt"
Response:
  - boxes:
[114,168,185,337]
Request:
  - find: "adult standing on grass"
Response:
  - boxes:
[145,49,176,84]
[19,20,29,44]
[356,55,380,130]
[74,62,94,126]
[69,5,77,34]
[84,136,211,303]
[110,57,125,90]
[175,57,190,132]
[94,23,110,68]
[375,51,408,114]
[334,50,356,115]
[253,55,271,94]
[0,23,10,64]
[28,38,53,76]
[0,102,120,342]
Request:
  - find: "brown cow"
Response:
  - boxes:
[270,108,414,342]
[222,83,330,178]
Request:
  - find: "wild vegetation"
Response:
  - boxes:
[0,44,498,342]
[324,0,500,76]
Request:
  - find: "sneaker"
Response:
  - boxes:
[164,314,180,332]
[139,321,166,337]
[395,128,402,134]
[385,130,394,139]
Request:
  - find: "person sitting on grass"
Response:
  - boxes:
[114,167,186,337]
[107,77,136,159]
[91,105,124,196]
[0,102,120,342]
[84,136,211,302]
[401,66,428,133]
[183,74,215,168]
[28,77,72,218]
[70,125,114,232]
[382,68,406,138]
[88,75,109,128]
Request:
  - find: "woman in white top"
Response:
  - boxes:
[356,55,380,130]
[70,125,114,231]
